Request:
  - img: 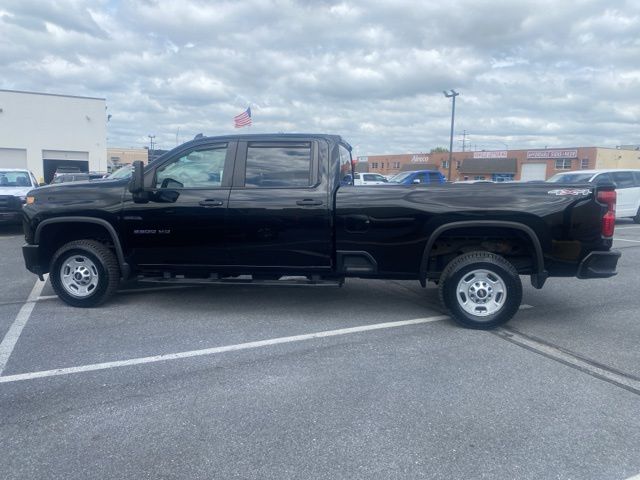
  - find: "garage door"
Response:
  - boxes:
[42,150,90,184]
[520,163,547,181]
[0,148,27,169]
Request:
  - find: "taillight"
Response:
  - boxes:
[597,189,616,238]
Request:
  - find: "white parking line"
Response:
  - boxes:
[0,275,48,375]
[0,314,450,384]
[615,226,640,230]
[614,238,640,243]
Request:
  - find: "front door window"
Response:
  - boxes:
[156,146,227,189]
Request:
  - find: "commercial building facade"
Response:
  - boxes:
[0,89,107,183]
[359,146,640,181]
[107,147,149,169]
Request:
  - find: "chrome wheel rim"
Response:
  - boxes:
[456,269,507,317]
[60,255,99,298]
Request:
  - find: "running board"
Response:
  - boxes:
[138,275,344,288]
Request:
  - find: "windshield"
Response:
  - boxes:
[108,165,133,179]
[388,172,412,183]
[547,173,594,183]
[0,171,32,187]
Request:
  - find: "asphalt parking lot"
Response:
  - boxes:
[1,221,639,480]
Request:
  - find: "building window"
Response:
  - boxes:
[581,158,589,169]
[394,162,400,169]
[456,161,461,169]
[371,162,378,169]
[442,160,449,168]
[555,159,572,170]
[381,163,384,169]
[474,175,486,180]
[493,173,514,182]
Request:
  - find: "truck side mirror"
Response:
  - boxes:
[129,161,145,194]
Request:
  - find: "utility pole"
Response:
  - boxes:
[148,135,156,161]
[443,90,459,181]
[462,129,467,152]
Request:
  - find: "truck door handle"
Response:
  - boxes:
[199,199,224,207]
[296,199,323,206]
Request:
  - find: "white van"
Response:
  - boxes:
[548,169,640,223]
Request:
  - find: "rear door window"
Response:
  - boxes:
[429,172,443,183]
[633,172,640,186]
[245,143,312,188]
[593,173,613,184]
[611,171,635,188]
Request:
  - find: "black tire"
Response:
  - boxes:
[50,240,120,307]
[438,251,522,329]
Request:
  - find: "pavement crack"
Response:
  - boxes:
[493,327,640,396]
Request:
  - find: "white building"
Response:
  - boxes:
[0,89,107,183]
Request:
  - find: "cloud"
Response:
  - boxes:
[0,0,639,153]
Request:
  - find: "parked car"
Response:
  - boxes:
[388,170,446,185]
[548,169,640,223]
[0,169,39,224]
[107,165,133,180]
[22,134,619,329]
[50,172,107,184]
[353,172,389,185]
[455,180,495,184]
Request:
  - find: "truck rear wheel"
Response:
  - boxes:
[50,240,120,307]
[438,251,522,329]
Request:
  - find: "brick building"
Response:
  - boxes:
[358,147,640,182]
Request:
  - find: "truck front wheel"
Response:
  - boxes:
[438,252,522,329]
[50,240,120,307]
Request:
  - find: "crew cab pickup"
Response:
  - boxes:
[22,134,621,328]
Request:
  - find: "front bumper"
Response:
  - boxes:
[577,250,621,279]
[22,243,46,277]
[0,210,22,224]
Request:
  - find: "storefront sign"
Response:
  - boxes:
[411,155,429,163]
[473,151,507,159]
[527,149,577,159]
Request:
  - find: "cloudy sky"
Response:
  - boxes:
[1,0,639,156]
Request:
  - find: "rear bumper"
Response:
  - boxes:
[22,243,45,276]
[577,250,621,279]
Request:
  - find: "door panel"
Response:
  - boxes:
[121,142,234,267]
[226,140,332,270]
[610,171,635,216]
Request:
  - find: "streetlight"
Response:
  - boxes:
[443,89,459,181]
[148,134,156,161]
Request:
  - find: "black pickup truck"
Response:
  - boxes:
[21,134,620,328]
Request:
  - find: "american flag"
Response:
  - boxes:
[234,107,252,128]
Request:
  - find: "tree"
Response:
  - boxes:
[430,147,449,153]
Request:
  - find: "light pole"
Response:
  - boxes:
[443,90,459,181]
[148,134,156,161]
